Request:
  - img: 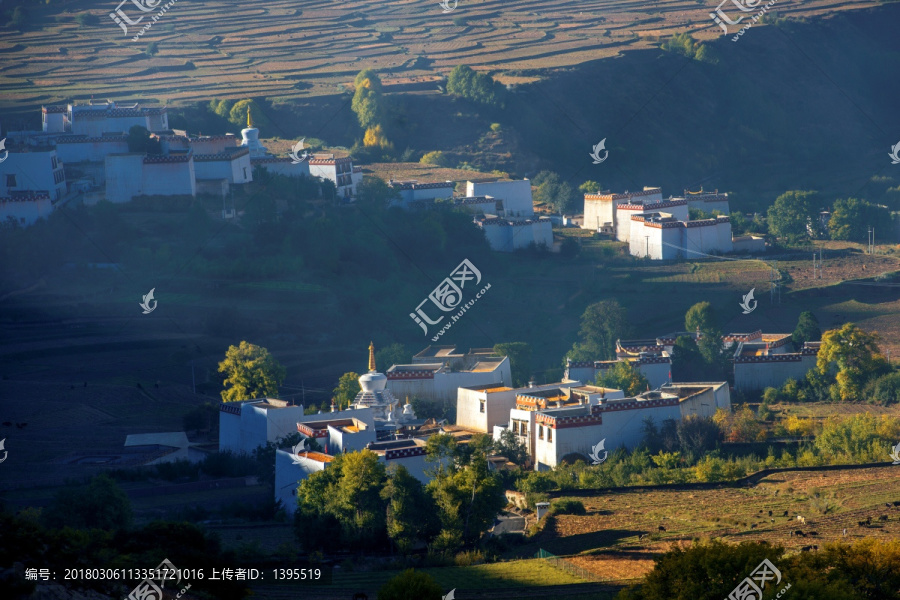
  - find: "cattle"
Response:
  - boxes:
[658,526,667,532]
[750,523,758,529]
[879,515,888,522]
[783,510,789,517]
[893,501,900,507]
[768,510,773,517]
[808,531,818,536]
[858,521,868,527]
[796,515,806,525]
[794,530,805,537]
[801,546,812,552]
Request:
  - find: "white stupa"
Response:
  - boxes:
[351,342,399,423]
[239,107,268,158]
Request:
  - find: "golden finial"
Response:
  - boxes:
[247,106,253,128]
[368,341,376,372]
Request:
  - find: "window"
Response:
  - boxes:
[479,401,485,414]
[538,425,543,440]
[6,174,16,188]
[547,427,552,442]
[51,156,58,169]
[243,167,248,179]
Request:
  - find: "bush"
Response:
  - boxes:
[419,150,451,167]
[490,123,502,132]
[551,499,586,515]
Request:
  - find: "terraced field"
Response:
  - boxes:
[0,0,881,109]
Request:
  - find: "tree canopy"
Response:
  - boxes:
[816,323,889,401]
[532,170,578,215]
[767,190,819,242]
[333,372,361,410]
[792,310,821,348]
[446,65,505,107]
[684,301,718,333]
[218,341,286,402]
[568,300,631,362]
[828,197,891,241]
[494,342,532,387]
[597,361,650,396]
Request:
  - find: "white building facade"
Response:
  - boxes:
[0,146,67,201]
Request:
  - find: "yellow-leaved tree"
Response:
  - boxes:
[218,341,286,402]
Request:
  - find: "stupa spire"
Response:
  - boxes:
[368,341,376,372]
[247,107,253,128]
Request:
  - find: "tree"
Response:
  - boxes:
[767,190,819,243]
[597,361,650,396]
[676,415,721,456]
[218,341,286,402]
[356,176,401,209]
[579,180,602,194]
[446,65,505,107]
[568,300,631,361]
[363,124,393,150]
[532,171,577,215]
[684,301,718,333]
[865,371,900,405]
[377,569,444,600]
[816,323,889,401]
[495,428,528,466]
[42,474,132,531]
[126,125,161,154]
[332,372,361,410]
[228,99,270,131]
[670,336,706,382]
[352,71,385,130]
[792,311,821,348]
[419,150,452,167]
[376,343,412,372]
[334,450,387,548]
[381,465,439,554]
[493,342,531,387]
[828,197,890,241]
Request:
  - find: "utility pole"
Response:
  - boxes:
[770,261,781,304]
[645,235,650,258]
[868,227,875,255]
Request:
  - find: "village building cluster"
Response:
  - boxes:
[2,100,769,261]
[201,331,821,514]
[582,187,765,259]
[0,100,362,226]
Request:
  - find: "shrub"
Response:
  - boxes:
[552,499,586,515]
[419,150,451,167]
